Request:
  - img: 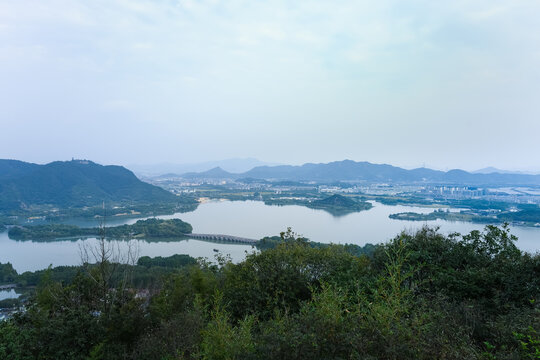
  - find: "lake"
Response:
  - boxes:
[0,289,19,301]
[1,200,539,272]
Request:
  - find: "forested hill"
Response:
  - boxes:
[0,160,41,181]
[220,160,540,185]
[0,159,178,211]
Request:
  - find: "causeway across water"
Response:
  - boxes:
[187,233,258,244]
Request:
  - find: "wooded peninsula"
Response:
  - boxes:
[7,218,193,241]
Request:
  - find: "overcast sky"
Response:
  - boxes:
[1,0,539,171]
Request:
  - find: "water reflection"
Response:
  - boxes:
[0,289,20,301]
[1,200,539,273]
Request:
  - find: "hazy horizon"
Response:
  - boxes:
[1,1,539,171]
[3,156,540,175]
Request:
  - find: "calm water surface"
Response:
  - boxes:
[0,289,20,301]
[1,200,539,272]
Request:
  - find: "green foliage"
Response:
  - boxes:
[17,266,81,287]
[0,320,33,360]
[41,200,198,221]
[1,225,539,359]
[0,263,18,284]
[355,238,421,359]
[0,298,20,308]
[106,218,193,238]
[373,224,538,311]
[2,253,199,299]
[255,284,355,359]
[256,233,376,257]
[0,216,15,232]
[8,224,95,240]
[199,291,256,360]
[150,265,219,320]
[0,159,179,211]
[137,253,197,268]
[308,194,372,214]
[389,210,494,224]
[514,326,540,359]
[391,205,540,227]
[223,231,367,321]
[8,218,193,241]
[263,194,372,216]
[132,311,204,360]
[498,208,540,223]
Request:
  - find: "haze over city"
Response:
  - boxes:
[1,0,539,171]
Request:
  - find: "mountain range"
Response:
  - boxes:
[174,160,540,185]
[128,158,280,176]
[2,158,539,213]
[0,159,177,211]
[472,167,540,175]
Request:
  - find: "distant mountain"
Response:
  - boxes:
[179,160,540,185]
[128,158,280,176]
[180,167,236,179]
[473,167,511,174]
[0,159,178,211]
[473,167,539,175]
[242,160,442,182]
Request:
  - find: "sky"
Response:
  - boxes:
[1,0,539,172]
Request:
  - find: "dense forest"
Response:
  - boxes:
[1,225,539,359]
[0,160,180,211]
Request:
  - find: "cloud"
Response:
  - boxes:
[0,0,539,169]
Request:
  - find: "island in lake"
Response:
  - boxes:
[389,208,540,227]
[7,218,193,241]
[264,194,372,216]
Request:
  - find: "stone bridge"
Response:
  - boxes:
[187,233,258,244]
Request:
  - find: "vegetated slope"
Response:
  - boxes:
[0,159,178,210]
[311,194,360,207]
[0,159,40,181]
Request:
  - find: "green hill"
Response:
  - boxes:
[311,194,358,207]
[309,194,372,214]
[0,159,179,211]
[0,159,40,181]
